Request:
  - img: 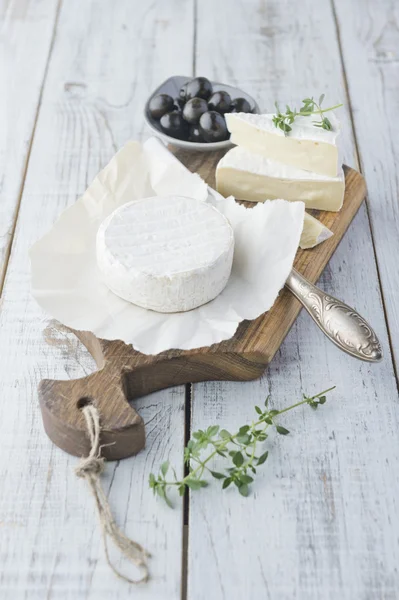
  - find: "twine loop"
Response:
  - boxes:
[75,403,150,584]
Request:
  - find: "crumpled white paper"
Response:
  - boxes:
[30,137,304,354]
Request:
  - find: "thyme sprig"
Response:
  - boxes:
[149,386,335,507]
[272,94,343,135]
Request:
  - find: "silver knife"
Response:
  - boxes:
[285,269,383,362]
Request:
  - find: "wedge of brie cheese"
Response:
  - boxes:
[96,195,234,313]
[216,146,345,211]
[225,112,342,177]
[301,213,333,249]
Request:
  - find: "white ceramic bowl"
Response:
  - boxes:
[144,75,260,152]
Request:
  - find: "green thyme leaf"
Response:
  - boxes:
[208,425,219,437]
[239,425,250,435]
[233,452,244,467]
[185,479,203,490]
[276,425,290,435]
[239,483,249,497]
[161,461,169,476]
[257,451,269,465]
[240,475,254,484]
[219,429,231,439]
[211,471,225,479]
[236,434,251,445]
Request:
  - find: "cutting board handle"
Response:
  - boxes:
[39,365,146,461]
[39,329,157,460]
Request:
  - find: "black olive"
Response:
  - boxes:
[188,125,205,143]
[160,111,188,139]
[199,111,229,142]
[179,81,190,100]
[185,77,213,100]
[148,94,174,120]
[230,97,252,113]
[182,98,208,124]
[208,91,232,114]
[174,97,185,112]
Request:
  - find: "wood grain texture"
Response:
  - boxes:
[332,0,399,369]
[187,0,399,599]
[38,153,365,461]
[0,0,60,289]
[0,0,195,597]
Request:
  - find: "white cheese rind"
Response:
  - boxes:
[96,195,234,313]
[216,146,345,211]
[225,112,342,177]
[300,212,333,249]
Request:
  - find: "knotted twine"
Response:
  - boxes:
[75,403,150,584]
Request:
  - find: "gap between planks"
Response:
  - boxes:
[181,4,199,593]
[0,0,63,298]
[330,0,399,389]
[181,384,192,600]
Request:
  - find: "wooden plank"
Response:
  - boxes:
[332,0,399,369]
[0,0,60,289]
[0,0,195,597]
[187,0,399,598]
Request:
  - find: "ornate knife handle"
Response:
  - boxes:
[285,269,383,362]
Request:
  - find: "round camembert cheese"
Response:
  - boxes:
[96,195,234,313]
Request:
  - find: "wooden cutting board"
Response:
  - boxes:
[39,150,366,460]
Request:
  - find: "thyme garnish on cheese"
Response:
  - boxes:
[149,386,335,507]
[273,94,343,134]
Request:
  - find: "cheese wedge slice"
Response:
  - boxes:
[225,112,342,177]
[301,213,333,249]
[216,146,345,211]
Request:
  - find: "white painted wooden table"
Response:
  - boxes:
[1,0,398,598]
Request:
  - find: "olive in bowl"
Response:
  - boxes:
[185,76,213,101]
[173,97,185,111]
[159,111,188,140]
[199,111,229,142]
[148,94,174,120]
[188,125,204,143]
[182,98,208,124]
[230,97,252,113]
[208,91,232,114]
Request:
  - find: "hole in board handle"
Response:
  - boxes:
[76,396,93,410]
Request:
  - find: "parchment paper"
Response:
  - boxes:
[30,137,304,354]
